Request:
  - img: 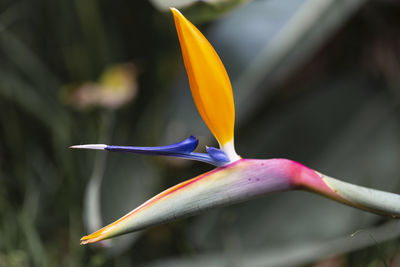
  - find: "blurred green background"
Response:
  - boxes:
[1,0,400,266]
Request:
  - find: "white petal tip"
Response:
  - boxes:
[69,144,108,150]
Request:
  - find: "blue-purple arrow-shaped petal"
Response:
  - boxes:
[70,136,230,166]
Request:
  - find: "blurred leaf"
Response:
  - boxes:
[0,67,70,134]
[230,0,367,122]
[0,31,60,95]
[147,221,400,267]
[150,0,251,23]
[150,0,198,10]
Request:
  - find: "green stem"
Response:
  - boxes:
[319,172,400,218]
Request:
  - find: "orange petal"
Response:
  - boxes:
[171,8,235,148]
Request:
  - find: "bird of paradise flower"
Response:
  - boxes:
[71,8,400,245]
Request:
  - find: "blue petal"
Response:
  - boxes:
[104,136,230,166]
[206,147,230,163]
[105,136,198,155]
